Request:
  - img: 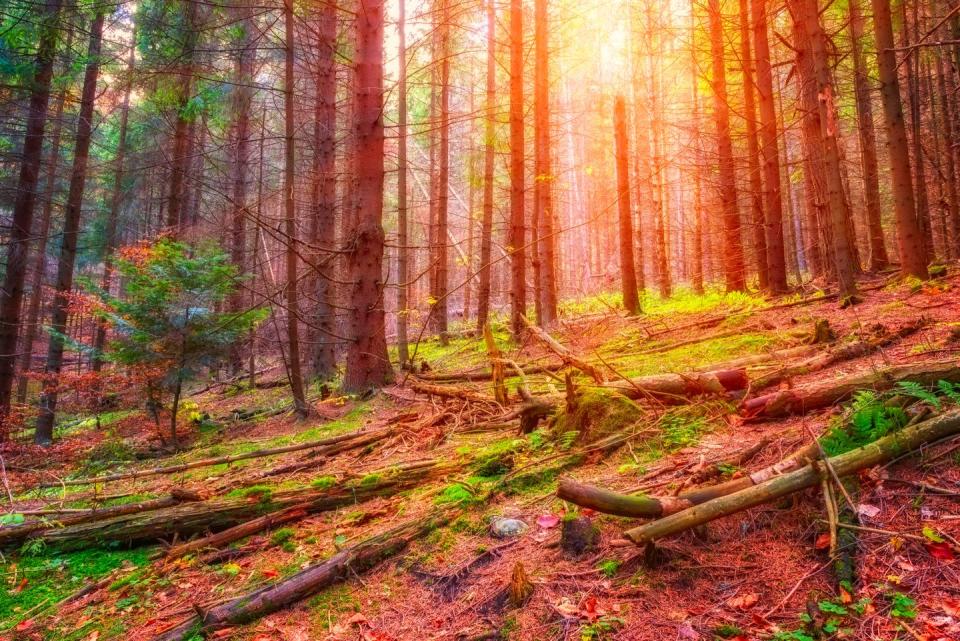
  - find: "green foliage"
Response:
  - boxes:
[820,391,908,456]
[311,475,337,490]
[270,528,296,546]
[596,559,621,578]
[771,631,815,641]
[888,592,917,619]
[818,600,848,615]
[435,482,479,505]
[895,381,941,408]
[580,616,625,640]
[713,624,745,638]
[553,389,642,444]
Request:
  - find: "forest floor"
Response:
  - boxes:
[3,272,960,641]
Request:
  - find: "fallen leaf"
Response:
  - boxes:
[942,597,960,616]
[926,542,956,561]
[857,503,881,518]
[815,533,831,550]
[15,619,34,632]
[727,593,760,610]
[536,514,560,529]
[347,613,368,625]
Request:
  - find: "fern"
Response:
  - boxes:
[937,380,960,405]
[895,381,941,409]
[820,391,908,456]
[557,430,580,450]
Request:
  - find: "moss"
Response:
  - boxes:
[226,485,274,502]
[434,483,479,505]
[552,389,643,444]
[270,527,296,546]
[311,475,337,490]
[309,584,360,624]
[0,547,152,631]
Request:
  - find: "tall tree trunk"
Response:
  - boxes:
[791,0,858,299]
[752,0,788,291]
[690,8,704,295]
[937,49,960,256]
[738,0,768,290]
[508,0,526,337]
[848,0,889,270]
[165,0,199,234]
[629,6,649,292]
[343,0,392,392]
[534,0,558,326]
[0,0,63,434]
[34,11,105,445]
[476,0,496,331]
[309,0,338,379]
[93,23,137,373]
[707,0,746,292]
[429,0,450,342]
[614,96,641,315]
[871,0,929,278]
[397,0,410,365]
[283,0,308,416]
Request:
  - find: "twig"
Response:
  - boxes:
[762,562,830,619]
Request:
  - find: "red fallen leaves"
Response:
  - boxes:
[926,542,956,561]
[814,533,831,550]
[942,597,960,616]
[726,593,760,610]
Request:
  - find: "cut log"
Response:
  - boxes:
[623,410,960,545]
[751,321,924,391]
[151,508,457,641]
[742,361,960,420]
[8,460,450,550]
[521,314,606,383]
[37,427,390,487]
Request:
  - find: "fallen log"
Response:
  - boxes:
[417,362,565,383]
[604,368,748,401]
[407,379,501,404]
[751,321,924,391]
[742,361,960,420]
[151,508,458,641]
[8,460,450,550]
[623,410,960,546]
[558,440,814,519]
[38,427,390,487]
[521,314,606,383]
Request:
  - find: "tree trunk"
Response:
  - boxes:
[752,0,788,291]
[739,0,768,290]
[34,10,105,446]
[475,0,496,331]
[396,0,410,366]
[707,0,746,292]
[508,0,526,337]
[0,0,64,435]
[936,49,960,257]
[614,97,640,315]
[343,0,392,392]
[165,0,199,234]
[429,0,450,342]
[534,0,558,326]
[848,0,889,270]
[871,0,929,278]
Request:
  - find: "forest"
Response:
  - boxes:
[1,0,960,638]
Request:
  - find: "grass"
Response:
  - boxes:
[0,547,152,632]
[559,286,770,319]
[604,331,781,378]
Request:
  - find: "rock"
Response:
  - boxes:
[489,517,528,539]
[560,515,599,556]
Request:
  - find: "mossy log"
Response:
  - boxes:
[742,361,960,420]
[623,410,960,545]
[151,509,457,641]
[7,461,450,550]
[39,427,390,487]
[751,321,924,391]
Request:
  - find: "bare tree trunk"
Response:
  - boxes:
[937,49,960,257]
[752,0,788,291]
[0,0,64,435]
[397,0,410,365]
[707,0,746,292]
[739,0,768,290]
[534,0,558,326]
[283,0,307,416]
[165,0,199,234]
[508,0,526,337]
[690,9,704,295]
[35,10,105,445]
[343,0,392,392]
[614,96,641,314]
[429,0,450,342]
[93,23,137,373]
[871,0,929,278]
[309,0,338,379]
[476,0,496,331]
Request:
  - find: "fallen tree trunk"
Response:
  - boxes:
[407,379,501,404]
[751,322,924,391]
[604,368,748,401]
[0,489,203,545]
[623,410,960,545]
[558,440,815,518]
[742,361,960,420]
[38,427,389,487]
[151,508,458,641]
[521,314,606,383]
[417,362,565,383]
[8,460,450,551]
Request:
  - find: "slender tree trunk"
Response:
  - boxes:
[165,0,199,234]
[508,0,526,337]
[283,0,307,416]
[534,0,558,326]
[847,0,889,270]
[93,24,137,373]
[476,0,496,331]
[752,0,788,291]
[614,97,641,315]
[0,0,63,434]
[871,0,929,278]
[738,0,768,290]
[937,49,960,256]
[707,0,746,292]
[690,9,704,295]
[429,0,450,342]
[397,0,410,366]
[309,0,338,379]
[343,0,392,391]
[35,11,105,445]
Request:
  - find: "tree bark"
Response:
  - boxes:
[508,0,526,337]
[165,0,199,233]
[614,96,640,315]
[475,0,496,331]
[534,0,558,326]
[396,0,410,366]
